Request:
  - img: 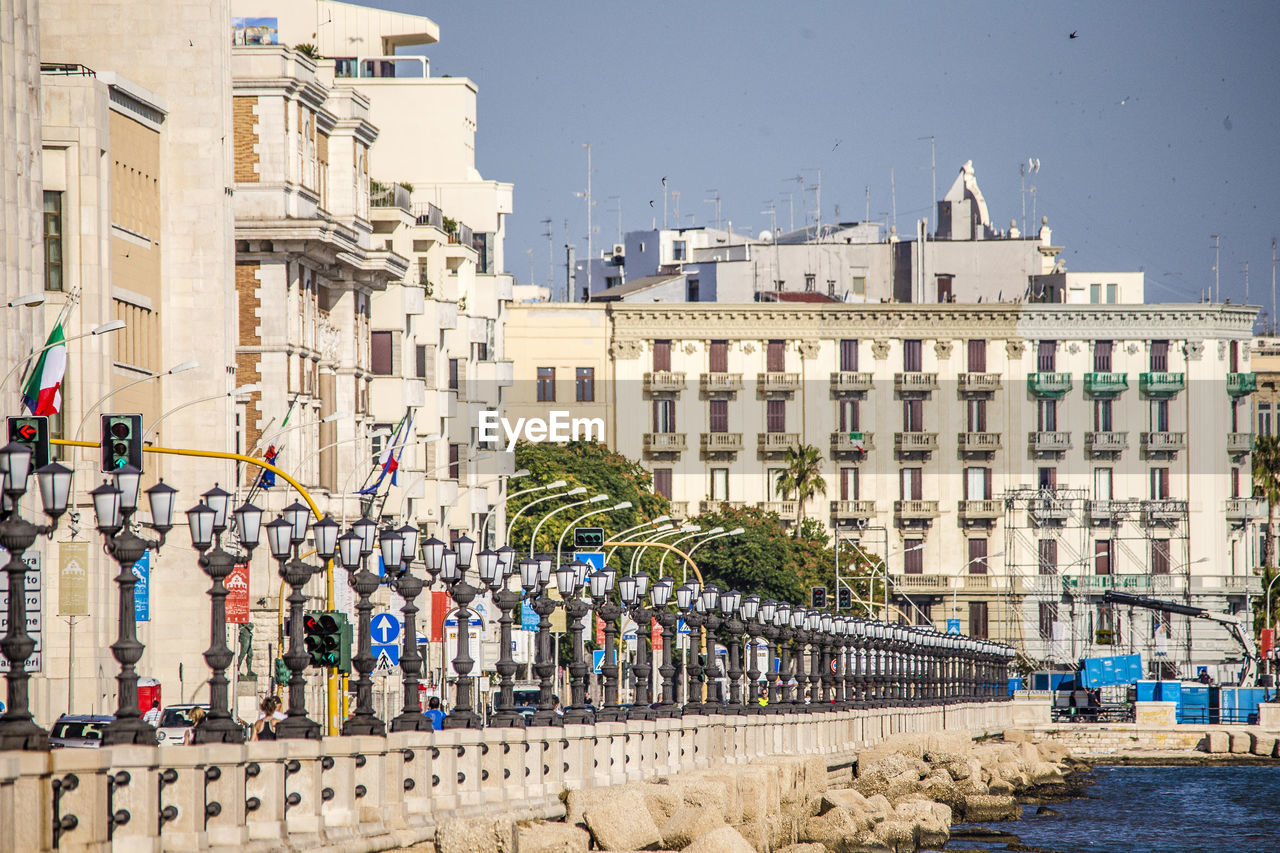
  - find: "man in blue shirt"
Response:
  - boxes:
[424,696,445,730]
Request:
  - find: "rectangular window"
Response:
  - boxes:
[851,275,866,296]
[672,240,686,261]
[1094,399,1113,431]
[903,399,923,432]
[536,366,555,401]
[710,468,729,500]
[653,468,672,500]
[1260,403,1273,436]
[1039,603,1058,640]
[903,340,923,372]
[1037,340,1056,372]
[686,279,700,301]
[709,340,728,373]
[768,467,786,500]
[652,399,676,433]
[766,339,785,372]
[837,399,859,432]
[766,399,786,433]
[804,273,816,292]
[1229,340,1240,373]
[708,399,728,433]
[839,339,858,372]
[371,330,394,375]
[967,339,986,373]
[914,601,933,626]
[1231,400,1240,432]
[575,367,595,402]
[1150,467,1170,499]
[1150,400,1169,432]
[1106,283,1118,304]
[1090,283,1101,304]
[43,191,63,292]
[415,345,428,379]
[1038,466,1057,490]
[966,398,987,432]
[968,538,988,574]
[900,467,923,500]
[840,467,858,501]
[1095,539,1113,575]
[1231,466,1241,499]
[652,340,671,372]
[448,443,461,480]
[969,601,989,639]
[903,538,924,574]
[1150,340,1169,372]
[965,467,992,500]
[1094,467,1113,500]
[1152,539,1171,575]
[1038,539,1058,575]
[448,357,461,392]
[1037,399,1058,432]
[1094,340,1113,372]
[937,275,953,302]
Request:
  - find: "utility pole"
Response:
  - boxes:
[1212,235,1221,303]
[1272,239,1277,334]
[1244,260,1250,306]
[541,217,553,293]
[889,167,897,233]
[582,143,593,297]
[919,135,936,219]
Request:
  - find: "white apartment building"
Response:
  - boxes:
[505,302,1263,681]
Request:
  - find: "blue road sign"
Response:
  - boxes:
[370,612,402,645]
[576,551,605,571]
[946,619,961,635]
[520,601,538,631]
[677,618,690,635]
[372,643,399,667]
[592,649,605,674]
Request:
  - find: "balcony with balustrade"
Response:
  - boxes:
[957,373,1002,394]
[1227,372,1258,398]
[894,500,940,522]
[699,432,743,456]
[890,574,950,592]
[830,371,874,394]
[957,432,1001,455]
[757,432,801,455]
[894,372,938,394]
[1139,372,1185,398]
[667,501,690,520]
[1227,433,1254,456]
[643,371,686,394]
[642,432,686,456]
[698,499,746,514]
[1029,431,1071,454]
[1062,574,1153,594]
[830,431,874,457]
[699,372,743,395]
[1029,497,1071,524]
[1083,372,1129,397]
[1085,431,1127,456]
[1141,499,1188,525]
[1140,431,1186,456]
[756,372,801,394]
[1191,575,1262,596]
[830,499,876,522]
[894,431,939,455]
[958,499,1003,524]
[757,501,798,520]
[1027,372,1072,397]
[1224,497,1263,523]
[1086,500,1130,525]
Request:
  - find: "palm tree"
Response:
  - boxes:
[774,443,828,535]
[1253,434,1280,568]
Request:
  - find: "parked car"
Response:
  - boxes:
[49,714,114,749]
[156,704,208,746]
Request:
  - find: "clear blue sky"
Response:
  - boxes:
[367,1,1280,314]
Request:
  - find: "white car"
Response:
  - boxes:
[156,704,207,746]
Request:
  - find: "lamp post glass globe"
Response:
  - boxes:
[111,464,142,513]
[337,529,363,570]
[233,502,263,550]
[313,516,340,560]
[353,516,376,555]
[454,534,476,567]
[184,502,214,550]
[265,516,293,561]
[421,535,446,574]
[201,484,232,531]
[440,549,460,583]
[379,528,405,569]
[35,461,73,517]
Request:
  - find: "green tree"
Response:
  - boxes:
[1253,434,1280,568]
[774,443,828,534]
[508,441,667,558]
[684,505,805,603]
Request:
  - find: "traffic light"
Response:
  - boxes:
[100,413,143,472]
[837,585,852,611]
[303,611,352,672]
[7,415,50,469]
[273,657,290,686]
[811,586,827,609]
[574,527,604,549]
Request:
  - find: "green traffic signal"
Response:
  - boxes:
[574,527,604,549]
[302,611,351,670]
[100,413,143,473]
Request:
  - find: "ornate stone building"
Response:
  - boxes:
[505,302,1263,680]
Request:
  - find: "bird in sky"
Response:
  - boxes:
[1069,31,1078,39]
[649,200,654,207]
[832,139,841,151]
[661,177,667,187]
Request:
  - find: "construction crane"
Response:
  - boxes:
[1102,590,1258,687]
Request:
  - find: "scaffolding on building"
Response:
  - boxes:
[1000,487,1191,678]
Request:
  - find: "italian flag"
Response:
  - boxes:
[22,322,67,415]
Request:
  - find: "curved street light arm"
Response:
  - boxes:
[1,319,125,393]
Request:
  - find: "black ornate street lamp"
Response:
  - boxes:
[757,599,779,710]
[557,559,593,724]
[675,582,702,714]
[337,516,384,735]
[91,465,177,746]
[773,602,792,706]
[790,607,808,709]
[386,523,431,733]
[262,507,336,739]
[528,554,564,727]
[621,572,656,720]
[0,444,71,750]
[592,567,626,722]
[818,612,835,706]
[651,577,681,718]
[716,588,743,714]
[741,594,763,712]
[807,611,824,708]
[439,536,493,729]
[490,550,531,728]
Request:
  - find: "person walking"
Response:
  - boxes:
[183,708,206,745]
[424,696,445,730]
[253,696,285,741]
[142,699,162,727]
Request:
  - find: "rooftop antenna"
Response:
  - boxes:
[760,202,780,293]
[1211,234,1221,303]
[786,175,803,231]
[865,185,871,222]
[1272,239,1277,334]
[1243,260,1250,305]
[1021,158,1041,235]
[574,142,594,295]
[889,166,897,233]
[670,190,680,228]
[541,217,553,291]
[609,195,622,244]
[919,135,936,218]
[704,189,722,232]
[525,248,534,288]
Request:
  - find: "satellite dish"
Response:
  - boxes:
[758,230,774,243]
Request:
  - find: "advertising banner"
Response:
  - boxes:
[133,550,150,622]
[58,541,89,617]
[226,561,250,623]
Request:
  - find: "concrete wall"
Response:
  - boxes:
[0,702,1017,852]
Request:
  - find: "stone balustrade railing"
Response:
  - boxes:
[0,702,1020,852]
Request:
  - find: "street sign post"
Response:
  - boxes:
[370,611,402,668]
[946,619,961,635]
